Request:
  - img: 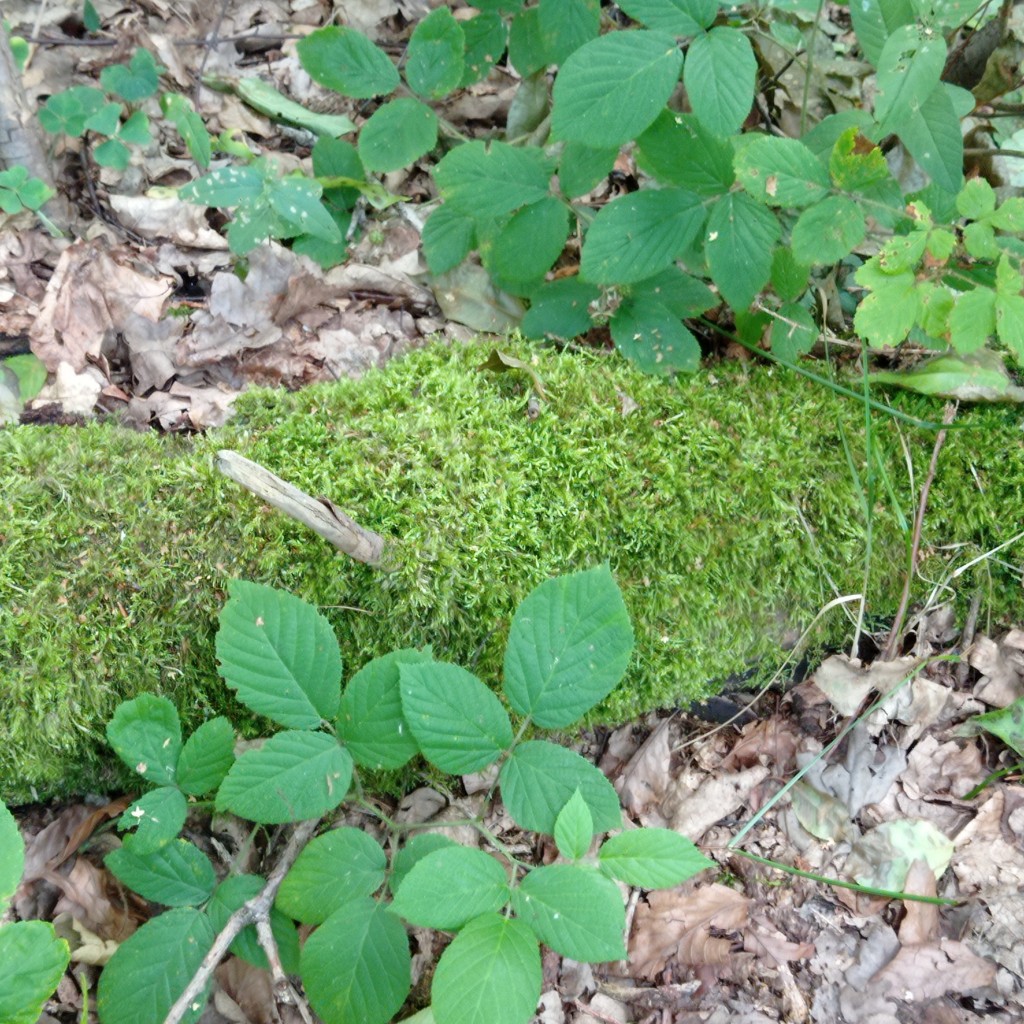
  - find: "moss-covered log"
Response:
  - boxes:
[2,341,1022,803]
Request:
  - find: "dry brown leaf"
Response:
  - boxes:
[871,940,996,1001]
[665,765,769,840]
[812,654,920,718]
[970,633,1024,707]
[721,715,799,773]
[952,788,1024,894]
[616,717,673,820]
[742,913,815,967]
[896,859,940,945]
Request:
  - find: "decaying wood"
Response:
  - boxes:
[216,450,386,565]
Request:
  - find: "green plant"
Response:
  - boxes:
[93,565,712,1024]
[0,166,54,216]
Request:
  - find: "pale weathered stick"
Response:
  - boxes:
[216,450,386,565]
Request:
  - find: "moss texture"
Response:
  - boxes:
[2,339,1022,803]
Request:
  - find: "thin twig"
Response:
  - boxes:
[956,590,983,686]
[255,916,314,1024]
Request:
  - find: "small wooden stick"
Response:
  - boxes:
[217,450,386,565]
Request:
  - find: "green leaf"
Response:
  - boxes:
[313,136,364,210]
[0,922,70,1024]
[100,48,160,101]
[990,198,1024,233]
[216,579,342,729]
[277,827,386,924]
[432,914,541,1024]
[996,292,1024,359]
[949,288,996,353]
[216,731,352,824]
[554,789,594,861]
[853,270,919,348]
[705,192,780,311]
[461,13,508,87]
[636,110,735,195]
[390,834,458,896]
[407,7,465,100]
[38,86,106,136]
[85,101,123,137]
[209,874,300,974]
[956,177,996,220]
[522,277,600,340]
[106,693,182,786]
[611,297,702,375]
[580,188,704,286]
[627,266,716,318]
[337,648,430,770]
[161,93,211,167]
[118,787,188,855]
[617,0,718,34]
[268,177,341,243]
[117,110,151,145]
[735,136,829,208]
[301,899,411,1024]
[770,247,810,302]
[512,864,626,961]
[963,221,998,260]
[828,127,891,191]
[93,137,130,171]
[509,6,548,77]
[235,76,357,138]
[849,0,914,66]
[487,196,570,291]
[106,839,216,907]
[399,662,513,773]
[176,717,234,796]
[894,83,963,194]
[538,0,600,65]
[423,204,477,275]
[83,0,101,31]
[869,352,1024,402]
[973,697,1024,759]
[684,27,756,137]
[2,353,47,400]
[558,142,618,198]
[791,195,866,265]
[358,98,438,173]
[499,740,622,836]
[97,908,214,1024]
[503,564,633,727]
[0,802,23,912]
[434,140,554,221]
[599,828,714,887]
[770,302,817,362]
[391,847,510,929]
[874,25,946,134]
[297,26,400,98]
[180,164,265,207]
[551,31,683,149]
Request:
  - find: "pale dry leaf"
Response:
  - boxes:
[572,992,627,1024]
[32,363,105,416]
[49,857,136,942]
[871,939,996,1001]
[902,736,984,800]
[970,634,1024,707]
[665,765,769,840]
[721,715,799,773]
[812,654,920,718]
[742,913,814,967]
[616,716,673,820]
[952,789,1024,894]
[108,193,227,249]
[896,859,940,946]
[535,990,564,1024]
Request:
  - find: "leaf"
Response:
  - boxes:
[611,297,702,375]
[434,140,554,221]
[705,192,780,311]
[431,914,541,1024]
[407,7,465,100]
[538,0,600,65]
[160,93,211,168]
[628,266,716,318]
[558,142,618,198]
[617,0,718,35]
[509,6,548,77]
[117,111,151,146]
[176,717,234,796]
[487,196,571,291]
[522,277,600,340]
[477,349,549,399]
[770,247,811,302]
[868,352,1024,402]
[216,579,342,729]
[874,25,946,135]
[97,908,214,1024]
[580,188,705,286]
[551,31,683,149]
[996,292,1024,360]
[0,922,70,1024]
[118,787,188,855]
[735,136,829,208]
[853,271,919,348]
[461,13,508,87]
[0,802,23,912]
[235,77,357,138]
[297,26,400,98]
[636,110,734,195]
[770,302,818,362]
[180,164,265,208]
[849,0,915,66]
[684,27,756,137]
[399,662,513,773]
[216,731,352,824]
[314,136,365,211]
[422,204,476,275]
[93,138,130,171]
[277,827,386,924]
[512,864,626,961]
[106,693,182,786]
[100,48,160,101]
[949,288,996,353]
[499,740,622,836]
[209,875,300,974]
[791,195,866,265]
[268,178,341,243]
[828,127,891,191]
[106,839,217,907]
[894,83,964,194]
[85,101,124,137]
[391,847,510,929]
[554,790,594,861]
[390,834,458,896]
[956,177,996,221]
[358,98,438,173]
[38,86,106,137]
[301,899,411,1024]
[599,828,714,888]
[973,697,1024,759]
[504,565,633,727]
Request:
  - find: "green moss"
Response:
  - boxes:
[2,340,1022,803]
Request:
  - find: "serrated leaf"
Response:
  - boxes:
[97,908,214,1024]
[399,662,513,773]
[551,31,682,149]
[297,26,400,98]
[391,847,510,929]
[499,740,622,836]
[509,6,548,77]
[559,142,618,198]
[705,192,780,311]
[390,834,458,896]
[313,136,364,211]
[617,0,717,34]
[276,827,386,924]
[106,693,181,785]
[628,266,716,318]
[176,717,234,796]
[461,13,508,87]
[963,221,998,260]
[849,0,915,66]
[180,164,265,208]
[684,27,756,137]
[538,0,600,65]
[435,140,554,221]
[216,731,352,824]
[301,899,411,1024]
[828,127,890,192]
[522,277,599,340]
[956,177,996,220]
[874,25,946,134]
[106,839,216,907]
[736,136,829,208]
[358,98,438,173]
[636,110,734,195]
[894,82,963,194]
[853,271,919,348]
[770,247,810,302]
[0,802,23,912]
[407,6,465,100]
[118,787,187,855]
[791,195,865,265]
[554,790,594,861]
[996,292,1024,359]
[770,302,817,362]
[949,288,996,354]
[432,914,541,1024]
[216,579,342,729]
[209,874,300,974]
[100,48,160,101]
[423,203,476,275]
[599,828,714,888]
[580,188,704,286]
[611,297,702,375]
[487,196,570,291]
[990,197,1024,232]
[0,922,70,1024]
[513,864,626,961]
